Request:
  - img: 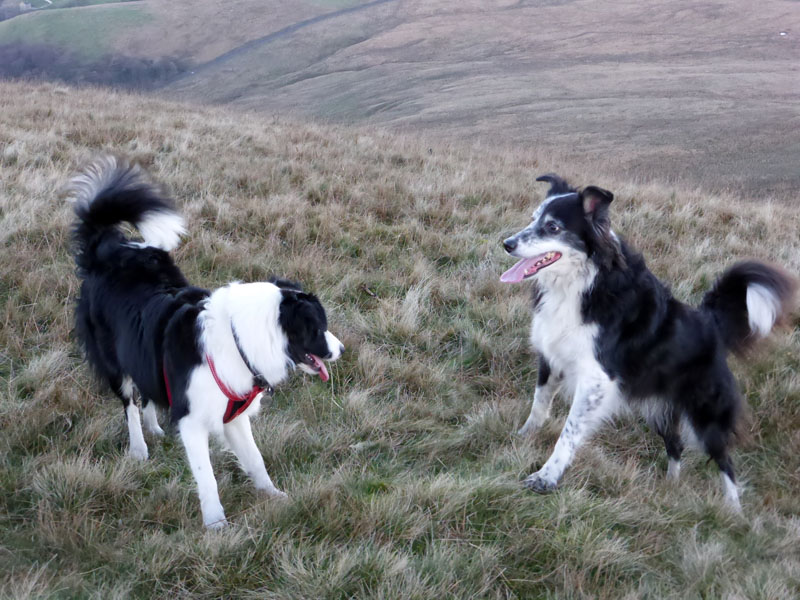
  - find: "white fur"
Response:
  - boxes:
[68,155,121,210]
[120,376,148,460]
[325,331,344,360]
[137,211,186,251]
[721,472,742,513]
[177,281,341,527]
[667,458,681,481]
[178,417,226,528]
[200,283,291,399]
[746,283,780,338]
[142,402,164,436]
[510,226,627,489]
[126,404,148,461]
[120,376,135,400]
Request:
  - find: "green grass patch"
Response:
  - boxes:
[0,3,151,61]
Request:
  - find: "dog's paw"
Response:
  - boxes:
[517,421,541,436]
[128,444,149,461]
[266,488,288,500]
[203,507,228,529]
[204,517,229,530]
[523,472,557,494]
[147,424,166,437]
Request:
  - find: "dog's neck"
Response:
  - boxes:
[200,284,290,395]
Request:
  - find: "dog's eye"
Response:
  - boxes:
[545,222,561,234]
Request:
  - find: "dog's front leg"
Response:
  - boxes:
[518,356,560,436]
[523,376,617,492]
[223,414,287,498]
[179,419,227,529]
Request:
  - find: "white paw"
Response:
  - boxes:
[203,507,228,529]
[204,517,229,530]
[517,419,542,437]
[264,487,288,500]
[128,444,149,461]
[523,471,557,493]
[147,425,165,437]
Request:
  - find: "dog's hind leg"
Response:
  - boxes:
[518,356,560,436]
[223,415,287,498]
[655,406,684,482]
[179,418,227,529]
[523,375,618,493]
[142,399,165,436]
[701,424,742,513]
[113,375,149,460]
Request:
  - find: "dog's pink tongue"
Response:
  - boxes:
[310,354,329,382]
[500,258,537,283]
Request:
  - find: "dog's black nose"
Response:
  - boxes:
[503,238,518,253]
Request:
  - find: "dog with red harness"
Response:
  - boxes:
[70,157,343,528]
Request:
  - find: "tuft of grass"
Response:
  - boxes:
[1,80,799,598]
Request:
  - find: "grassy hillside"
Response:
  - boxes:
[0,2,150,61]
[2,1,798,197]
[1,80,799,598]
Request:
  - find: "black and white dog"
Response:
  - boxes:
[501,174,796,511]
[70,157,344,528]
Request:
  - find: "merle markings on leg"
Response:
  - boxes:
[523,377,617,493]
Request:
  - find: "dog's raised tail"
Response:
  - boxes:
[701,261,797,354]
[69,156,186,257]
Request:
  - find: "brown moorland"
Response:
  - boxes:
[1,80,799,598]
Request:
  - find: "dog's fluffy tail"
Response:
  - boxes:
[69,156,186,269]
[701,261,797,354]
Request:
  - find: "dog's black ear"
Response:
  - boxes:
[296,291,320,305]
[270,276,303,292]
[535,173,574,197]
[581,186,614,219]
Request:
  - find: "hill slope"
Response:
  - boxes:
[2,0,798,197]
[1,80,799,598]
[160,0,800,198]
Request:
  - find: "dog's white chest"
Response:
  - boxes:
[529,287,598,379]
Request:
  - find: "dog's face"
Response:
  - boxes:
[277,287,344,382]
[501,174,616,283]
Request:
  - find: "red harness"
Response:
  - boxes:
[163,355,272,424]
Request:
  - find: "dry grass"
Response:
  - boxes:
[1,80,799,598]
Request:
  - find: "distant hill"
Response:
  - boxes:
[1,0,798,197]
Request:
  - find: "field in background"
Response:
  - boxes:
[1,80,799,598]
[1,0,798,198]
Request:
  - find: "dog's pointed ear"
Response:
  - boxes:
[581,186,614,219]
[280,289,300,304]
[535,173,573,197]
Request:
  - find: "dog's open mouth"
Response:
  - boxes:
[303,353,329,382]
[500,251,562,283]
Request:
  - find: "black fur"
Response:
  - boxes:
[279,290,332,366]
[572,185,795,482]
[72,166,208,422]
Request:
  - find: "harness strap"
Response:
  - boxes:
[207,354,272,424]
[231,324,273,392]
[161,323,275,425]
